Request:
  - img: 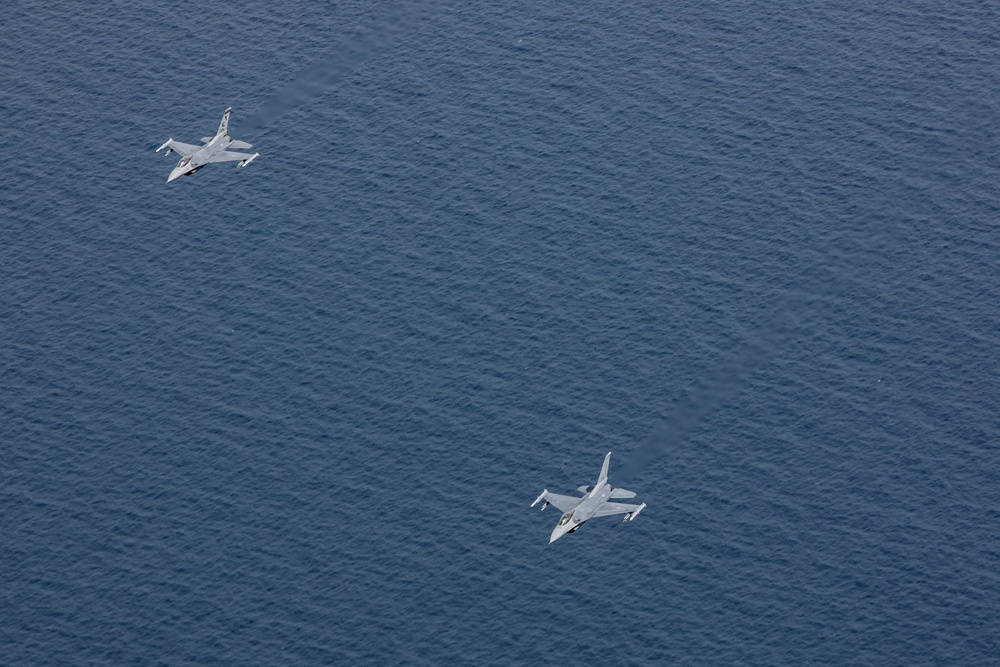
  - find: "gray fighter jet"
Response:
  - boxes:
[531,452,646,543]
[156,107,259,183]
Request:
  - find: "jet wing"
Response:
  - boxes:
[208,150,257,163]
[592,502,643,518]
[163,139,201,156]
[538,492,583,513]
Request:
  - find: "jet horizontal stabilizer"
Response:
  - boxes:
[610,488,636,499]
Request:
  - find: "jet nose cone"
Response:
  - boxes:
[549,525,567,544]
[167,169,183,183]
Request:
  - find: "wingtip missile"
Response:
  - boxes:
[236,152,260,169]
[531,490,548,508]
[625,502,647,522]
[156,139,171,153]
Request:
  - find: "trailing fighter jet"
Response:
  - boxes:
[531,452,647,543]
[156,107,259,183]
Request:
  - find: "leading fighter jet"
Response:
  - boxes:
[156,107,259,183]
[531,452,647,543]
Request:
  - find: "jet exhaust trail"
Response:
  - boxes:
[616,297,805,482]
[236,0,442,135]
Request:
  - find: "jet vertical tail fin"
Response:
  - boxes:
[217,107,232,137]
[597,452,612,486]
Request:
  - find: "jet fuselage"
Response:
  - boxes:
[167,134,236,182]
[549,482,614,543]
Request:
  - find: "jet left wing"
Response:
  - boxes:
[592,502,644,518]
[532,491,582,513]
[157,139,201,156]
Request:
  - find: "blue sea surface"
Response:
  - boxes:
[2,0,999,664]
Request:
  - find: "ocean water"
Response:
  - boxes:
[2,0,999,664]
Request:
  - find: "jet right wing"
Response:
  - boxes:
[591,502,643,518]
[532,491,583,513]
[208,150,257,163]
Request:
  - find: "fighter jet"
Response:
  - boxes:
[156,107,259,183]
[531,452,647,543]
